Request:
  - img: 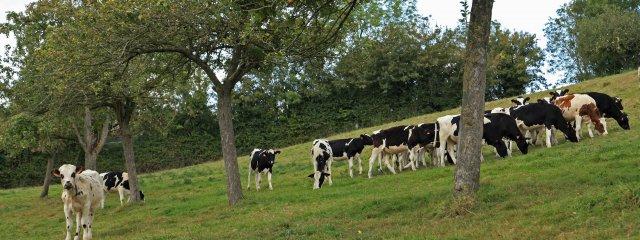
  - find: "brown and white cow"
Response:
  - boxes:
[554,94,605,140]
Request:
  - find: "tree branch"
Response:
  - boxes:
[71,122,88,152]
[94,116,110,154]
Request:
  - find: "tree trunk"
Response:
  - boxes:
[454,0,494,199]
[85,152,98,170]
[115,100,142,202]
[40,157,54,198]
[216,88,243,206]
[72,106,109,171]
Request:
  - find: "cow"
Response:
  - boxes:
[309,140,332,189]
[53,164,104,240]
[246,149,281,190]
[583,92,629,135]
[367,126,411,178]
[435,114,528,166]
[554,94,605,140]
[510,102,579,147]
[511,96,530,107]
[100,171,145,207]
[326,135,373,178]
[405,123,438,168]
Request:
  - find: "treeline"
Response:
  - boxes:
[0,1,546,188]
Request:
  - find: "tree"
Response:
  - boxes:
[72,106,111,170]
[80,0,360,206]
[454,0,493,206]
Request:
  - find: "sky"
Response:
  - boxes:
[1,0,570,85]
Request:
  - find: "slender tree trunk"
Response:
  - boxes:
[216,88,243,206]
[454,0,494,199]
[115,100,141,202]
[40,157,54,198]
[85,152,98,170]
[72,106,109,171]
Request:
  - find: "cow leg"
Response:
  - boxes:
[327,158,333,185]
[408,149,417,171]
[356,153,363,175]
[586,119,595,138]
[74,211,81,240]
[246,169,252,190]
[313,161,320,189]
[255,172,261,190]
[118,187,125,206]
[446,140,458,164]
[420,148,427,167]
[574,117,582,141]
[383,153,397,174]
[600,118,608,135]
[368,148,382,178]
[81,203,92,240]
[100,192,105,209]
[550,127,558,145]
[267,171,273,190]
[544,127,552,148]
[63,204,74,240]
[347,156,354,178]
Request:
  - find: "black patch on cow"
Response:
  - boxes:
[407,123,437,149]
[328,137,370,160]
[484,113,529,155]
[370,125,409,149]
[103,172,124,191]
[250,149,280,173]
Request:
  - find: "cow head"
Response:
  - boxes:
[261,149,281,165]
[514,135,528,155]
[556,120,579,142]
[359,134,373,145]
[511,96,530,106]
[549,89,569,101]
[52,164,84,191]
[537,97,552,104]
[493,140,509,158]
[615,112,630,130]
[308,172,330,189]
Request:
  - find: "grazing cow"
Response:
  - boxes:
[554,94,605,140]
[405,123,438,168]
[326,135,373,178]
[53,164,104,240]
[309,140,332,189]
[510,102,579,147]
[247,149,281,190]
[584,92,630,135]
[367,126,411,178]
[549,89,569,101]
[100,171,145,207]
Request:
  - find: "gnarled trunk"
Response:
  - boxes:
[454,0,494,199]
[73,106,110,171]
[40,157,54,198]
[217,88,243,205]
[114,99,142,202]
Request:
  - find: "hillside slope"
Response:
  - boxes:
[1,71,639,239]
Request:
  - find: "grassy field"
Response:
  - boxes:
[1,71,639,239]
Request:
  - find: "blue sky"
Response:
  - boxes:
[1,0,569,85]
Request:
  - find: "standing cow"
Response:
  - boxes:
[53,164,104,240]
[326,135,373,178]
[583,92,629,135]
[309,140,332,189]
[405,123,438,168]
[247,149,281,190]
[100,171,145,207]
[366,126,412,178]
[554,94,605,140]
[510,102,579,147]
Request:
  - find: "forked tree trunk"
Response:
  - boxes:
[454,0,494,199]
[73,106,110,171]
[114,100,142,202]
[217,88,243,205]
[40,157,54,198]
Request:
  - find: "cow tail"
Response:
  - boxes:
[434,121,440,148]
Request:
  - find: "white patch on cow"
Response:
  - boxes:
[491,107,510,115]
[373,129,381,135]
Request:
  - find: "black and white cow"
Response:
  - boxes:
[247,148,281,191]
[100,171,145,207]
[405,123,438,168]
[584,92,630,134]
[510,102,579,147]
[367,126,410,178]
[549,89,570,101]
[435,113,528,166]
[309,140,332,189]
[326,135,373,178]
[511,96,530,107]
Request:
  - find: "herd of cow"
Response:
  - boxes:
[50,89,629,240]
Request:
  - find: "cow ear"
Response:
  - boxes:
[524,97,530,102]
[323,173,331,177]
[274,150,281,155]
[549,92,557,96]
[75,166,84,174]
[562,89,569,95]
[511,99,519,104]
[307,173,315,179]
[52,169,61,178]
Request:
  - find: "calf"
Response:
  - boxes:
[247,149,281,190]
[367,126,411,178]
[554,94,605,140]
[406,123,438,168]
[53,164,104,240]
[327,135,373,178]
[100,171,145,207]
[584,92,629,135]
[510,102,579,147]
[309,140,332,189]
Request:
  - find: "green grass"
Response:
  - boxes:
[2,71,640,239]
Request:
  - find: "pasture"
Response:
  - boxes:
[1,71,639,239]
